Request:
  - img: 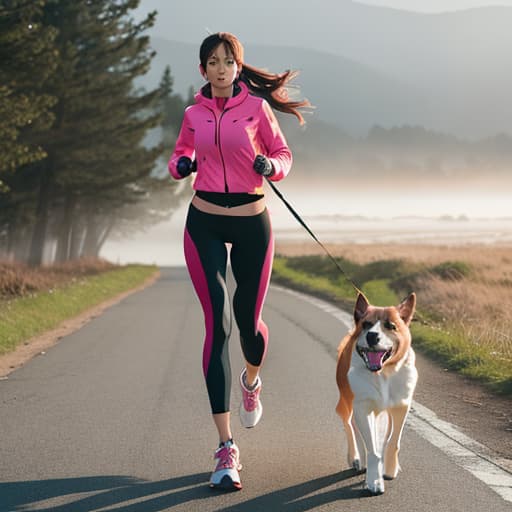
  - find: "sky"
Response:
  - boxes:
[100,0,512,265]
[137,0,512,15]
[356,0,512,11]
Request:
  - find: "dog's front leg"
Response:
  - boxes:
[353,405,385,495]
[342,415,361,471]
[383,404,411,480]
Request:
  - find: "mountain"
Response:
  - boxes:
[144,38,427,136]
[136,0,512,138]
[142,38,512,182]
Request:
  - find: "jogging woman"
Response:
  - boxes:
[169,32,309,491]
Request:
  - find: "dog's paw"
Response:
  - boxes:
[365,479,385,496]
[383,461,401,480]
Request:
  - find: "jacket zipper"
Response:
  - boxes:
[217,109,229,193]
[208,106,231,193]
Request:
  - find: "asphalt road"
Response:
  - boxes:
[0,267,511,512]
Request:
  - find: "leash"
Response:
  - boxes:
[266,180,438,329]
[266,179,364,296]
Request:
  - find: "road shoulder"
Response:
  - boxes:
[0,271,159,378]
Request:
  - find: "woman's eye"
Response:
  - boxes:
[384,320,397,331]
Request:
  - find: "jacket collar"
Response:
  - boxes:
[195,80,249,110]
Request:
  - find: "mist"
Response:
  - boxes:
[101,172,512,266]
[357,1,512,12]
[101,1,512,265]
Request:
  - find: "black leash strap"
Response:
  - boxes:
[266,179,364,296]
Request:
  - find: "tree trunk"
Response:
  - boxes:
[69,211,84,260]
[6,211,18,261]
[28,161,53,266]
[82,215,113,258]
[12,226,32,263]
[55,193,75,262]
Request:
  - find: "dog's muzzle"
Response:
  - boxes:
[357,347,392,372]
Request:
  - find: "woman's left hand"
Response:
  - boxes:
[253,155,275,177]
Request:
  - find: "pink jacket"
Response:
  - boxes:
[168,81,292,194]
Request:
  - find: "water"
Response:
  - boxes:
[101,196,512,266]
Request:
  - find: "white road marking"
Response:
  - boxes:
[272,285,512,503]
[409,402,512,503]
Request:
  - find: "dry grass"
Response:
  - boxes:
[276,242,512,361]
[276,241,512,272]
[0,259,116,298]
[417,275,511,360]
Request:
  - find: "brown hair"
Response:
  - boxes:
[199,32,311,125]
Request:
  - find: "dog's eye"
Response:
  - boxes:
[362,321,373,330]
[384,320,397,331]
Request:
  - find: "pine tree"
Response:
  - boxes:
[159,65,187,148]
[25,0,163,264]
[0,1,57,182]
[0,1,59,260]
[1,2,195,264]
[98,64,196,256]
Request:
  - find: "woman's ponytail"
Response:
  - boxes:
[200,32,311,125]
[239,64,310,125]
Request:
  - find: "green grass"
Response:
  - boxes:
[272,257,355,307]
[411,323,512,395]
[272,257,402,308]
[0,265,158,355]
[271,255,512,395]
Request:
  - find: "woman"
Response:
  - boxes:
[169,32,309,491]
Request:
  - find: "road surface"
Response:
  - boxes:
[1,267,511,511]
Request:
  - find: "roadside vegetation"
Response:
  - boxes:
[272,243,512,395]
[1,3,191,265]
[0,259,158,356]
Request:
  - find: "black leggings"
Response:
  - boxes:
[184,204,274,414]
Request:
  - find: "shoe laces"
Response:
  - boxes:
[242,381,261,412]
[214,444,239,471]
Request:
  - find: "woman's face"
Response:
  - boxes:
[203,43,239,97]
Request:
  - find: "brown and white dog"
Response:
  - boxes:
[336,292,417,495]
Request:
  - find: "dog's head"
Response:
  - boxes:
[353,292,416,372]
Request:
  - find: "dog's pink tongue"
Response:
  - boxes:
[367,351,385,369]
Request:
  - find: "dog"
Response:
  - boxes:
[335,292,417,495]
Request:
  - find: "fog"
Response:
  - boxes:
[101,179,512,266]
[100,1,512,266]
[358,0,512,12]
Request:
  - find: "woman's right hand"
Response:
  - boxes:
[177,156,197,177]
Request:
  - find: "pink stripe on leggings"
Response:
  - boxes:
[184,229,213,376]
[253,230,275,363]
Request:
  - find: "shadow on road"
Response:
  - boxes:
[0,473,211,512]
[0,469,366,511]
[219,469,369,511]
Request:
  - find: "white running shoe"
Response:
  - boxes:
[209,440,242,491]
[239,368,263,428]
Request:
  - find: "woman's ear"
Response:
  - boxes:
[199,64,207,80]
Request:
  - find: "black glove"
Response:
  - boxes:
[253,154,274,177]
[176,156,197,177]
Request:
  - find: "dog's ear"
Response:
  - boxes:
[397,292,416,325]
[354,293,370,323]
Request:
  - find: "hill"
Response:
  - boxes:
[135,1,512,138]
